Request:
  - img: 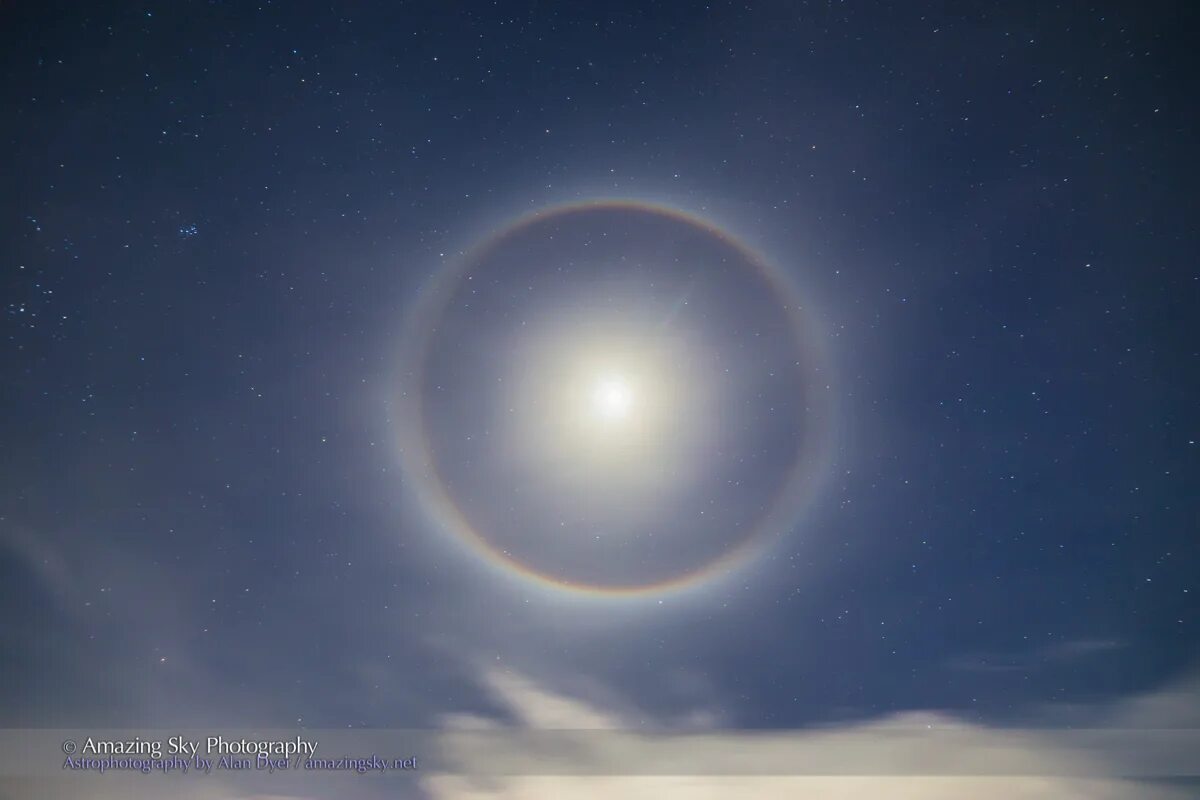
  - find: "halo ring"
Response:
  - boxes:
[394,199,834,600]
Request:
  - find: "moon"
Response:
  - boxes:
[591,375,633,422]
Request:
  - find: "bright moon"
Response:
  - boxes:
[591,375,633,421]
[501,316,711,500]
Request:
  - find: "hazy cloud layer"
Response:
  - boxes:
[422,666,1199,800]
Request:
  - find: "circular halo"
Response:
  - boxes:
[394,199,835,600]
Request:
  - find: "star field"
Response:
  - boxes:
[1,2,1197,798]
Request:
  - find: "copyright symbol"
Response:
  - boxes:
[62,740,76,754]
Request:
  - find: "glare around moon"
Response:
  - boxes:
[498,313,715,511]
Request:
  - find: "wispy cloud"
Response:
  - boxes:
[947,637,1127,674]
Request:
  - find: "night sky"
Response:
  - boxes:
[2,2,1198,798]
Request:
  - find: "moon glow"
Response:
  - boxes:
[591,376,632,421]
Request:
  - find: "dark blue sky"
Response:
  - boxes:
[2,1,1197,795]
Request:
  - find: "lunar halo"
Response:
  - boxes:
[394,199,835,601]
